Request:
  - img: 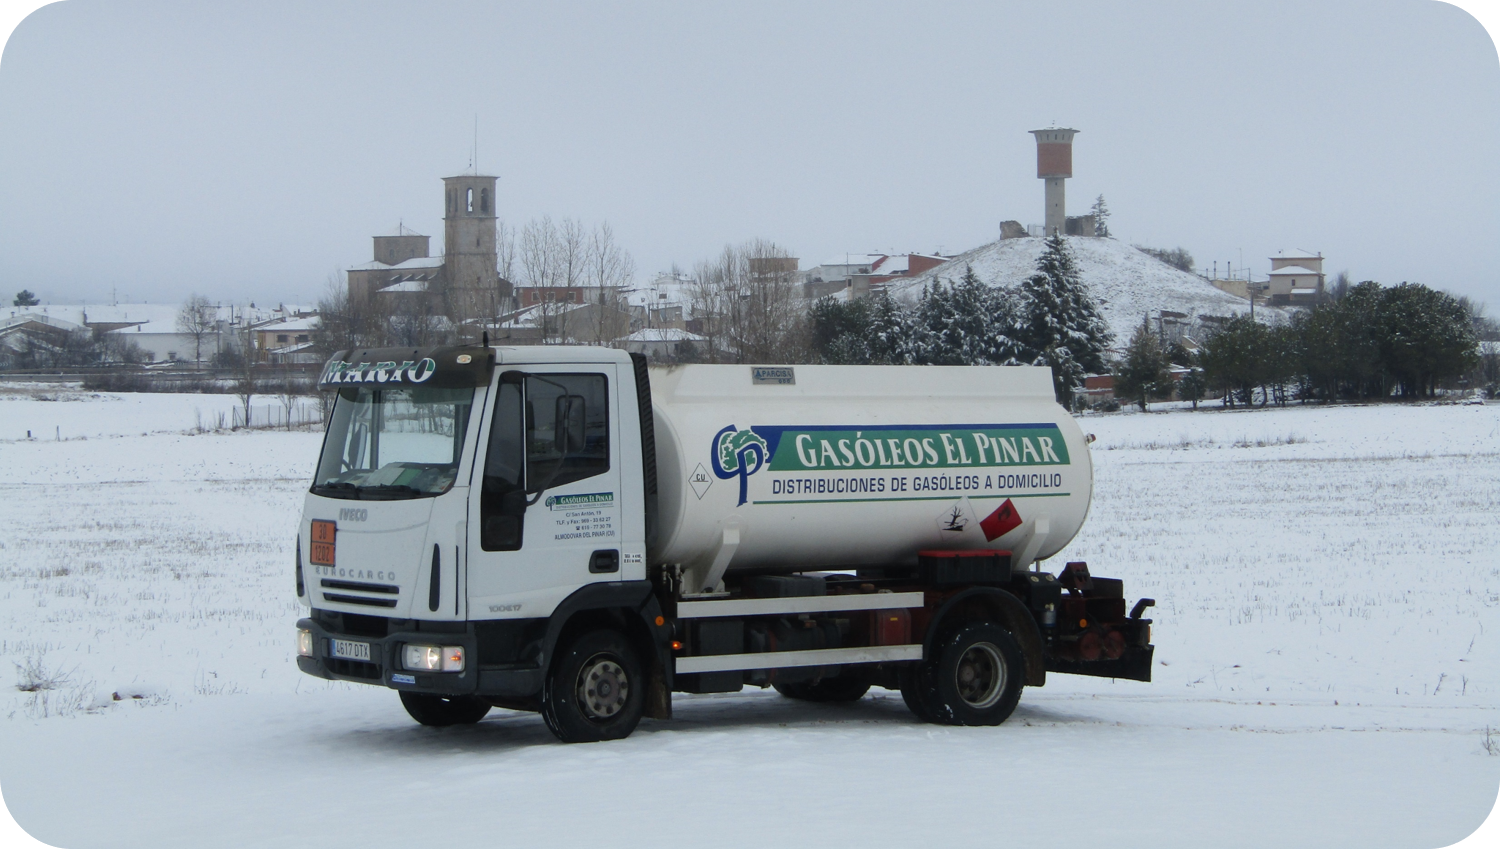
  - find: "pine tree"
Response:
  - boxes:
[1090,195,1110,237]
[1019,234,1113,402]
[910,267,1024,366]
[866,289,912,364]
[1114,318,1171,411]
[13,290,39,307]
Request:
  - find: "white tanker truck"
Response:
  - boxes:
[295,345,1154,742]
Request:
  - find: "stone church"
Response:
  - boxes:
[346,174,509,321]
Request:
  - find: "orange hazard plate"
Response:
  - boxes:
[310,520,336,566]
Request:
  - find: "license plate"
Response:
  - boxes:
[330,639,371,662]
[310,520,336,566]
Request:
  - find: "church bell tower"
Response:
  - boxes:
[442,174,505,318]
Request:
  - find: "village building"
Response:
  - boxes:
[1266,249,1326,305]
[346,175,509,321]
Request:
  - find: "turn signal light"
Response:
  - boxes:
[670,640,683,651]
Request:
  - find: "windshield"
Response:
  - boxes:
[312,385,475,499]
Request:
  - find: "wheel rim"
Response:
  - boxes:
[954,642,1006,709]
[576,653,630,721]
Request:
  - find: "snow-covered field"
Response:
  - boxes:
[1,387,1497,848]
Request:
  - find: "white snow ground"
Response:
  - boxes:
[887,236,1288,343]
[1,389,1497,848]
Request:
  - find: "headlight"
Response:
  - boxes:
[297,628,314,658]
[403,644,464,673]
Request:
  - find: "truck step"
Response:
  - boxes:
[676,591,924,619]
[676,644,923,674]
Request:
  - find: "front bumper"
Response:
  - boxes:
[296,616,546,698]
[297,617,478,695]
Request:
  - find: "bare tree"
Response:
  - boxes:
[688,247,735,362]
[275,367,302,430]
[584,221,636,345]
[176,294,218,369]
[518,216,587,343]
[234,323,257,428]
[689,239,806,363]
[312,272,371,357]
[497,218,518,313]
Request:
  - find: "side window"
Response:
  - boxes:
[480,381,525,551]
[525,373,609,490]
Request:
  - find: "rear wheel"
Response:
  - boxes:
[773,675,870,702]
[928,622,1025,726]
[398,692,491,727]
[899,663,942,723]
[542,629,645,743]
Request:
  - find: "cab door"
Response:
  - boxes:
[466,363,623,619]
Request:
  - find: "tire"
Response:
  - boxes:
[773,675,871,702]
[927,622,1025,726]
[398,691,491,727]
[542,629,645,743]
[899,662,942,723]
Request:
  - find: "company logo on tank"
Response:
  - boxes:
[710,424,1071,507]
[757,424,1070,471]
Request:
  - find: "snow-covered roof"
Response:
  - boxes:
[487,302,595,329]
[1268,265,1322,276]
[1271,249,1321,260]
[376,280,429,293]
[350,255,446,271]
[0,313,86,334]
[618,328,705,343]
[268,340,318,354]
[257,317,320,332]
[872,255,909,275]
[818,254,886,268]
[623,273,695,313]
[379,224,427,238]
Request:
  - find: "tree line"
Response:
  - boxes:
[1114,280,1492,409]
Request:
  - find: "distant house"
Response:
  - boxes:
[614,327,706,361]
[254,316,321,363]
[0,313,86,367]
[482,300,631,347]
[1266,249,1326,305]
[1,303,316,366]
[801,253,947,299]
[621,272,694,330]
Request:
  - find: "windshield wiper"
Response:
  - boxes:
[357,484,425,498]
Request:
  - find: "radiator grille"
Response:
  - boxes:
[323,592,398,608]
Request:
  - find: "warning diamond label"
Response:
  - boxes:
[979,499,1022,541]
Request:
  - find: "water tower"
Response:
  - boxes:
[1029,127,1078,236]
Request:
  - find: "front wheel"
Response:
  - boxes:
[398,692,491,727]
[542,629,645,743]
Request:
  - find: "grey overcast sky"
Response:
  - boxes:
[0,0,1497,309]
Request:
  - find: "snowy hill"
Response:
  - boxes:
[886,236,1279,344]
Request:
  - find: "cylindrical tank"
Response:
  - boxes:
[648,364,1092,578]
